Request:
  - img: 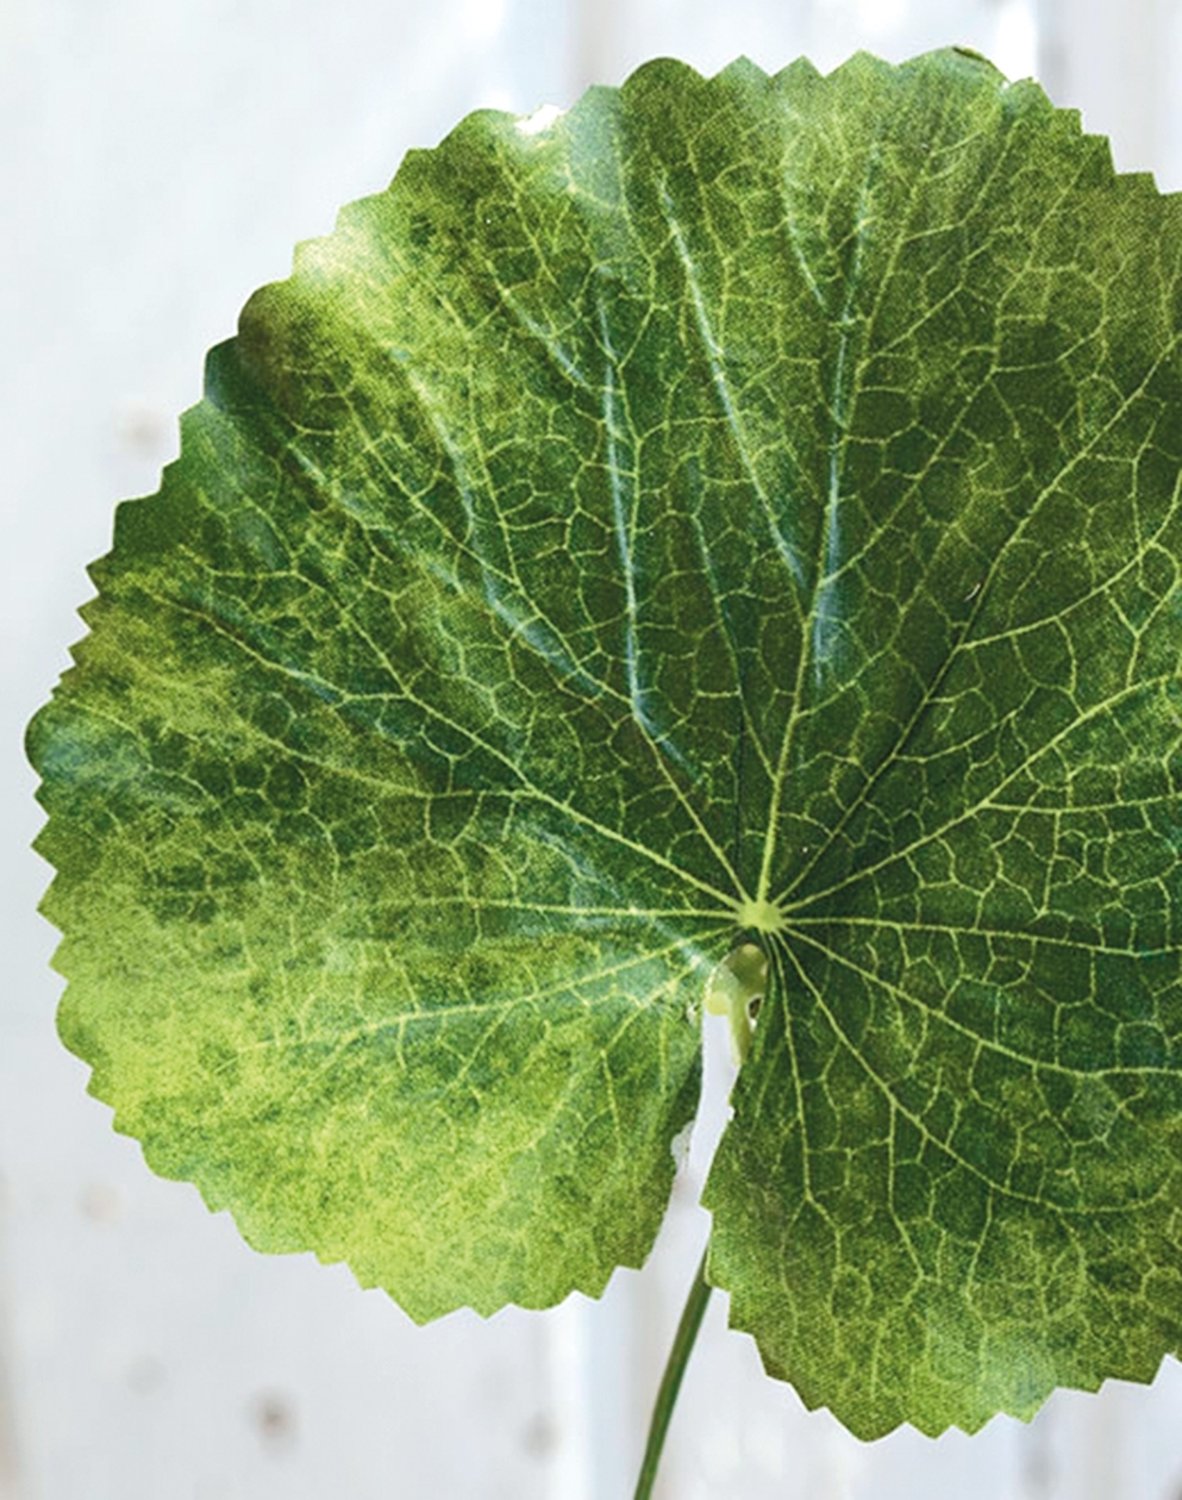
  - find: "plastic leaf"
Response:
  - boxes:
[29,49,1182,1436]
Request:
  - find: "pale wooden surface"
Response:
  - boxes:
[3,2,1181,1495]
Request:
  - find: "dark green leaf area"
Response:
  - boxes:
[29,48,1182,1436]
[705,926,1182,1436]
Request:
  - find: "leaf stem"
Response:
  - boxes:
[632,1246,713,1500]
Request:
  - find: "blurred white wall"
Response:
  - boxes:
[3,3,1181,1497]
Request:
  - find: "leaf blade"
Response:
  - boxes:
[29,47,1182,1433]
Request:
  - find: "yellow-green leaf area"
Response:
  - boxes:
[28,48,1182,1436]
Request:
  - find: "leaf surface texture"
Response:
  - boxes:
[29,49,1182,1435]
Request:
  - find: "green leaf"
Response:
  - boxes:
[28,48,1182,1436]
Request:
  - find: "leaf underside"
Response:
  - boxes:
[28,49,1182,1438]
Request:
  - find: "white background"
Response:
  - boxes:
[4,2,1182,1495]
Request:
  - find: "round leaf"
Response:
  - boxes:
[29,49,1182,1435]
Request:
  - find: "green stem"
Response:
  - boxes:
[632,1246,713,1500]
